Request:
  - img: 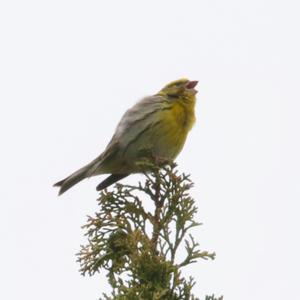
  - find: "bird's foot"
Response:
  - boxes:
[153,155,172,167]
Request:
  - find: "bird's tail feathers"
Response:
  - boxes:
[53,165,89,195]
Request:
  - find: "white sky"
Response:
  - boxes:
[1,1,300,299]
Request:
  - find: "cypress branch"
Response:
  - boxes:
[77,163,222,299]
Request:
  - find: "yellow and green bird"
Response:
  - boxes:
[54,78,198,195]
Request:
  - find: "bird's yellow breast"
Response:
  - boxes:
[169,100,196,131]
[156,98,196,159]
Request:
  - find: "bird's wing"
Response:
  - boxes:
[85,139,120,176]
[87,95,170,176]
[96,174,129,191]
[113,94,171,149]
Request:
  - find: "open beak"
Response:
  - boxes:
[185,80,198,94]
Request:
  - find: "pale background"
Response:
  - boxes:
[1,1,299,299]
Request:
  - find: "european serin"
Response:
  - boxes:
[54,78,198,195]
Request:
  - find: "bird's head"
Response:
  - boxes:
[158,78,198,100]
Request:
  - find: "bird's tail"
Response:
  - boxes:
[53,165,89,195]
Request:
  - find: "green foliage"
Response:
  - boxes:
[77,164,222,299]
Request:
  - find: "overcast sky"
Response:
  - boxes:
[1,1,300,299]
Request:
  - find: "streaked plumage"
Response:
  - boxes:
[54,78,198,195]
